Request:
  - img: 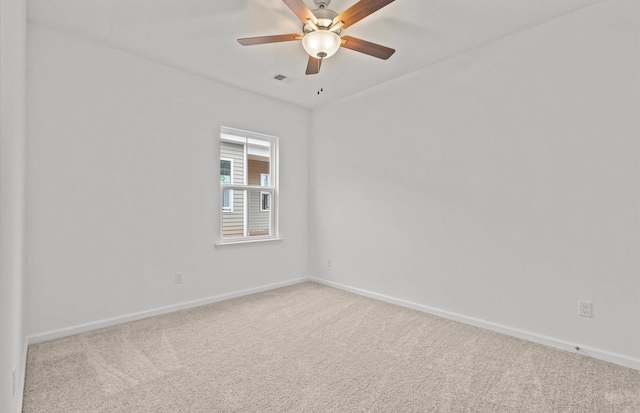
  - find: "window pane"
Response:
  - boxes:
[248,189,270,237]
[221,142,243,185]
[222,190,245,239]
[247,141,270,187]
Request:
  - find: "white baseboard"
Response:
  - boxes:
[28,277,311,345]
[24,275,640,371]
[310,277,640,371]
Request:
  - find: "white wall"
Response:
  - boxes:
[26,24,310,336]
[0,0,26,411]
[311,0,639,363]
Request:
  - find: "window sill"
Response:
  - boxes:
[215,237,283,249]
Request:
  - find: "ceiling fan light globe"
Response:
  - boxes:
[302,30,340,59]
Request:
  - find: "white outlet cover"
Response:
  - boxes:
[579,301,592,317]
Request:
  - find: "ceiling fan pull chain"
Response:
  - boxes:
[317,59,323,95]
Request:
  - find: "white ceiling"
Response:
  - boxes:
[28,0,604,109]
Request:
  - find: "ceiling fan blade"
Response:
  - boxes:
[334,0,395,30]
[237,34,303,46]
[305,56,322,75]
[282,0,318,25]
[340,35,395,59]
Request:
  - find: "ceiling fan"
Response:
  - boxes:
[237,0,396,75]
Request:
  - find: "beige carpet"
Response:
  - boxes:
[23,282,639,412]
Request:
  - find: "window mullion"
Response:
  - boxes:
[224,185,273,191]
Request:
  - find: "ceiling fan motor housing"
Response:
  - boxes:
[303,8,340,34]
[313,0,331,8]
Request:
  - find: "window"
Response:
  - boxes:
[219,127,278,243]
[260,192,270,211]
[220,159,232,183]
[260,173,270,212]
[222,189,232,212]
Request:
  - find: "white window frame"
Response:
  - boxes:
[220,158,233,213]
[218,126,279,246]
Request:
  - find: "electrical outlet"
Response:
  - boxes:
[327,258,332,267]
[579,301,592,318]
[175,272,183,284]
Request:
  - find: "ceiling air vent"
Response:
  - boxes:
[273,74,287,81]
